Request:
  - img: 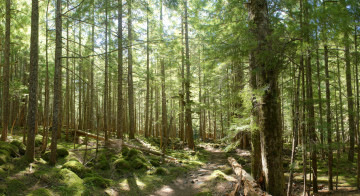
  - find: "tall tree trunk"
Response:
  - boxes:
[117,0,123,139]
[128,0,135,139]
[2,0,11,141]
[179,13,185,142]
[248,0,284,195]
[345,36,355,162]
[184,0,194,149]
[50,0,63,165]
[25,0,39,162]
[104,0,109,143]
[324,45,333,190]
[145,3,150,138]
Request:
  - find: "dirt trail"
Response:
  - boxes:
[150,145,238,196]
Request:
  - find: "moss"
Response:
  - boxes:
[34,166,62,184]
[95,153,110,170]
[126,148,141,159]
[121,146,129,157]
[41,148,69,162]
[58,168,85,195]
[195,192,212,196]
[6,179,26,195]
[114,158,131,171]
[0,141,19,157]
[223,167,233,175]
[57,148,69,158]
[35,135,43,147]
[84,176,111,188]
[0,150,10,165]
[62,160,88,178]
[10,140,25,155]
[149,156,162,167]
[27,188,53,196]
[154,167,169,175]
[129,157,148,170]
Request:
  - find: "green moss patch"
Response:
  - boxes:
[154,167,169,175]
[5,179,26,195]
[27,188,53,196]
[35,135,43,147]
[41,147,69,162]
[58,168,85,195]
[84,176,111,188]
[0,149,11,165]
[62,160,88,178]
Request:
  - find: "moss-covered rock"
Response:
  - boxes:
[57,148,69,158]
[114,158,131,171]
[84,176,111,188]
[27,188,53,196]
[62,160,87,178]
[121,146,129,157]
[0,141,19,157]
[10,140,25,155]
[41,148,69,162]
[154,167,169,175]
[129,157,148,170]
[0,150,10,165]
[59,169,85,195]
[126,148,141,159]
[35,135,43,147]
[95,153,110,170]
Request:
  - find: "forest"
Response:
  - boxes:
[0,0,360,195]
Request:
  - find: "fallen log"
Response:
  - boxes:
[66,129,176,160]
[228,157,270,196]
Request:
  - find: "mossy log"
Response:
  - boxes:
[228,157,270,196]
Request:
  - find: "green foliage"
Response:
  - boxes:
[95,152,110,170]
[0,141,19,157]
[0,150,11,165]
[5,179,26,195]
[41,147,68,162]
[10,140,25,155]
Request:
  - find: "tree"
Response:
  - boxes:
[184,0,194,149]
[25,0,39,162]
[2,0,11,141]
[117,0,123,139]
[248,0,284,194]
[50,0,63,166]
[128,0,135,139]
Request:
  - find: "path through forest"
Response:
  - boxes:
[150,144,239,196]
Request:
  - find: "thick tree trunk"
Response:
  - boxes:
[25,0,39,162]
[50,0,63,165]
[345,39,355,162]
[145,5,150,138]
[184,0,194,149]
[104,0,109,143]
[2,0,11,141]
[248,0,284,195]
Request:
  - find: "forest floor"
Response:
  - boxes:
[150,144,240,196]
[1,130,360,195]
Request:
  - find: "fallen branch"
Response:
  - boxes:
[228,157,270,196]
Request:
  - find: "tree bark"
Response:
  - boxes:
[2,0,11,141]
[50,0,63,165]
[247,0,284,195]
[128,0,135,139]
[25,0,39,162]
